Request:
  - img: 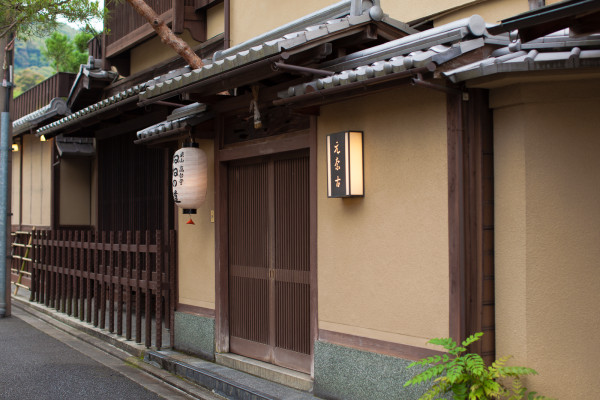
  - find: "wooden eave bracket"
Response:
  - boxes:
[173,0,207,42]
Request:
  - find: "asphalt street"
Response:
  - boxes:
[0,307,194,400]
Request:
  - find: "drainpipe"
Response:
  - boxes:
[0,34,14,318]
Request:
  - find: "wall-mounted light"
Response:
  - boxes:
[11,144,18,152]
[326,131,364,198]
[172,141,207,224]
[39,135,46,142]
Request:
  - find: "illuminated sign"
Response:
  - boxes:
[326,131,364,198]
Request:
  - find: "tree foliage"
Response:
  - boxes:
[42,31,93,73]
[0,0,104,40]
[13,66,54,97]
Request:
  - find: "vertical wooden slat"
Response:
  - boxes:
[100,231,107,330]
[71,231,77,318]
[155,230,163,350]
[78,230,85,321]
[117,231,123,336]
[86,230,92,323]
[108,231,115,333]
[48,231,53,308]
[93,231,100,327]
[135,231,142,344]
[169,230,176,348]
[61,230,67,313]
[126,231,133,341]
[145,230,152,348]
[30,231,37,302]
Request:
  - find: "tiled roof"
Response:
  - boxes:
[444,30,600,82]
[135,102,209,143]
[277,16,487,100]
[12,98,70,136]
[138,6,407,102]
[36,83,147,137]
[36,1,391,135]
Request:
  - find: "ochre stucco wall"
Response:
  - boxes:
[177,140,216,310]
[229,0,339,46]
[434,0,526,26]
[207,2,225,40]
[59,159,92,226]
[130,30,201,75]
[493,80,600,400]
[383,0,476,23]
[20,135,51,227]
[317,87,449,349]
[11,141,21,225]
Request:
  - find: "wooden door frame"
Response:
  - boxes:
[215,115,318,375]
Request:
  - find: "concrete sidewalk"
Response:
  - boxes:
[10,290,319,400]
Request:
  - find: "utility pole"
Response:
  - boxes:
[0,33,14,318]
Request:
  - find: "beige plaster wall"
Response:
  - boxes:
[130,30,201,75]
[229,0,339,46]
[433,0,565,26]
[20,135,51,227]
[493,80,600,399]
[177,140,216,310]
[317,87,449,349]
[383,0,475,24]
[59,159,92,226]
[435,0,526,26]
[11,142,21,224]
[207,2,225,40]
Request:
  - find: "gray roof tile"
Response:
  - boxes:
[12,98,71,136]
[36,83,146,137]
[445,30,600,82]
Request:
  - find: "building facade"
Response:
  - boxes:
[10,0,600,399]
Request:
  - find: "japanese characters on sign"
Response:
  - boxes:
[326,131,364,198]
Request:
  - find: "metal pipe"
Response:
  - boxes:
[272,62,335,77]
[0,112,9,318]
[411,75,462,95]
[0,33,14,318]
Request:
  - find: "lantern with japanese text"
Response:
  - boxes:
[172,142,207,224]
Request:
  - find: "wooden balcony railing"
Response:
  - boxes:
[12,73,76,121]
[30,229,176,350]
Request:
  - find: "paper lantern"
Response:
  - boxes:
[172,142,207,218]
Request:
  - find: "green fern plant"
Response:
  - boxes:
[404,332,554,400]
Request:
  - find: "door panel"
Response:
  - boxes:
[228,153,310,373]
[228,162,269,345]
[274,157,310,356]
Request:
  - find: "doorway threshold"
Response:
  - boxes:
[216,353,313,392]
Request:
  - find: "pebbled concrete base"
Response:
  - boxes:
[174,311,215,360]
[313,341,430,400]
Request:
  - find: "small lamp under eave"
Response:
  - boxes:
[172,142,208,225]
[11,143,18,152]
[39,135,46,142]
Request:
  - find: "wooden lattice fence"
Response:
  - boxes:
[30,229,176,349]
